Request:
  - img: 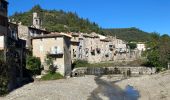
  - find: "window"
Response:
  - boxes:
[36,19,38,25]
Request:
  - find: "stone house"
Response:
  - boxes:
[111,37,130,61]
[70,32,80,63]
[100,38,113,61]
[0,0,26,91]
[17,12,49,50]
[78,32,102,63]
[32,32,72,76]
[7,22,26,90]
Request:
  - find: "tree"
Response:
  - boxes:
[45,54,57,74]
[26,56,41,75]
[145,33,170,71]
[127,43,137,50]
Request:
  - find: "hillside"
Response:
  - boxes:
[103,28,151,42]
[10,5,151,42]
[9,5,102,33]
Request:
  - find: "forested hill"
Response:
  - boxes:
[9,5,102,33]
[10,5,151,42]
[103,28,151,42]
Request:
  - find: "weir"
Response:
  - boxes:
[72,66,156,77]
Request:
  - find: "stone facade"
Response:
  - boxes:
[78,33,102,63]
[18,13,49,49]
[7,22,26,91]
[70,33,80,63]
[69,32,134,63]
[18,24,49,49]
[32,33,72,76]
[0,0,8,36]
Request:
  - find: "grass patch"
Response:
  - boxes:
[41,72,64,81]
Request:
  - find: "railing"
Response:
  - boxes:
[48,47,63,56]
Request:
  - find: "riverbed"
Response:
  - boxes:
[1,75,139,100]
[1,71,170,100]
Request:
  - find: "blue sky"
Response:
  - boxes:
[8,0,170,34]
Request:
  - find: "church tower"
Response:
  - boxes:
[33,12,42,29]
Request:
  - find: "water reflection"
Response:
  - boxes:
[124,85,140,100]
[88,76,140,100]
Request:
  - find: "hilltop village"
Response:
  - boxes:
[0,0,146,92]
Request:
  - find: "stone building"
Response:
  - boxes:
[0,0,8,50]
[100,38,113,61]
[112,37,130,61]
[7,22,26,90]
[17,12,49,49]
[78,32,102,63]
[0,0,26,91]
[70,33,80,63]
[32,32,72,76]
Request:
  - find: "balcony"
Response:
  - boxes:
[48,46,63,57]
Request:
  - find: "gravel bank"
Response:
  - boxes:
[115,70,170,100]
[1,76,98,100]
[1,71,170,100]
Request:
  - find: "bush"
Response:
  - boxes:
[49,65,57,74]
[0,60,8,96]
[26,56,41,75]
[41,72,64,80]
[127,43,137,50]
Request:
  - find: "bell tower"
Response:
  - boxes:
[33,12,41,29]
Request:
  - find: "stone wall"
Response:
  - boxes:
[72,66,156,77]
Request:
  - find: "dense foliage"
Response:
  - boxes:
[26,56,41,75]
[0,60,8,96]
[10,5,102,33]
[103,27,151,42]
[127,42,137,50]
[145,33,170,71]
[0,51,8,96]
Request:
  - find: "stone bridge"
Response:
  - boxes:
[71,66,156,77]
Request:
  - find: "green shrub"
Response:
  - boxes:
[49,65,57,74]
[26,56,41,75]
[127,42,137,50]
[41,72,64,80]
[0,60,8,96]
